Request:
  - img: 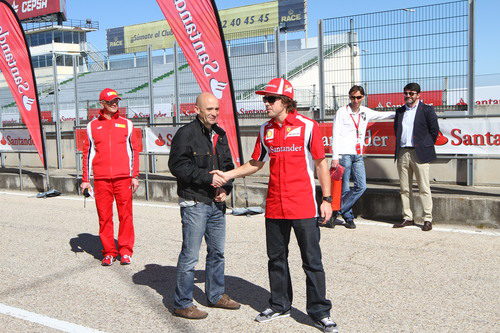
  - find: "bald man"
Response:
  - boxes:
[168,92,239,319]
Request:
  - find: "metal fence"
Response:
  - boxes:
[321,0,469,112]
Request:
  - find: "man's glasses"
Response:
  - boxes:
[263,96,281,104]
[104,99,120,106]
[403,91,418,97]
[349,95,364,100]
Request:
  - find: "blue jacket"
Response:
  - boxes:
[394,102,439,163]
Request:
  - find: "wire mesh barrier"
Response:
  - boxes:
[322,0,469,113]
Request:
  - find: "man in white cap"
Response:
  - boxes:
[211,78,338,332]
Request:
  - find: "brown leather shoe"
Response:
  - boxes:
[393,219,414,228]
[209,294,241,310]
[422,221,433,231]
[173,305,208,319]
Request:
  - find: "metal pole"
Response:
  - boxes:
[145,153,150,201]
[318,19,325,120]
[275,27,280,77]
[147,45,156,173]
[52,53,62,169]
[173,42,180,125]
[18,153,22,191]
[443,77,448,106]
[349,19,355,87]
[332,85,338,111]
[74,56,81,186]
[284,30,288,79]
[467,0,475,186]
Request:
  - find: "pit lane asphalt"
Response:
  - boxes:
[0,190,498,332]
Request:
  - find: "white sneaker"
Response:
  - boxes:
[255,308,291,323]
[314,316,339,333]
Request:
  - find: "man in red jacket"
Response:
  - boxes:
[81,88,140,266]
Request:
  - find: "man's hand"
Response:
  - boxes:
[131,178,140,193]
[319,200,333,225]
[214,187,227,202]
[331,159,339,169]
[80,182,92,191]
[210,170,228,188]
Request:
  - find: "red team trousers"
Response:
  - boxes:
[94,177,134,257]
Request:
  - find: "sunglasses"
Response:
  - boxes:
[403,91,418,96]
[263,96,281,104]
[349,95,364,100]
[104,99,120,106]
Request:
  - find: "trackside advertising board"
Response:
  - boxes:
[4,0,66,21]
[320,118,500,155]
[0,128,37,152]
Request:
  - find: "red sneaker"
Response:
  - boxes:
[120,255,132,265]
[101,255,116,266]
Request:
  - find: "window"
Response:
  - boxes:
[63,31,72,43]
[54,31,62,43]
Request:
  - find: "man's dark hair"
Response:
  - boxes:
[281,96,298,113]
[348,85,365,96]
[404,82,421,93]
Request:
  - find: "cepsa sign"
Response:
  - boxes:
[5,0,66,21]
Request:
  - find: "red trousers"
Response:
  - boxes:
[94,178,134,257]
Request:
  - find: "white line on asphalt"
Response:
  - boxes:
[0,303,105,333]
[0,191,498,236]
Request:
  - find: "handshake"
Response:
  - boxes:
[210,170,231,188]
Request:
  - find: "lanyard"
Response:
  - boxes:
[349,113,361,139]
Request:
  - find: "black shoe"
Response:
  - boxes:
[345,220,356,229]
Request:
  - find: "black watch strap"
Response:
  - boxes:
[322,196,332,203]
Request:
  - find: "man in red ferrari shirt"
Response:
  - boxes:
[211,78,337,332]
[81,88,140,266]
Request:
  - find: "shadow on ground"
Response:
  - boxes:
[132,264,314,328]
[69,233,102,261]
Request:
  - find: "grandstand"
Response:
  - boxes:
[1,36,353,121]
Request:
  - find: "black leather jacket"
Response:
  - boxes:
[168,117,234,204]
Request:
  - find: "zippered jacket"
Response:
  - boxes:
[82,111,140,182]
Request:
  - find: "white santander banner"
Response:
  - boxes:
[436,118,500,154]
[144,126,178,153]
[0,128,37,152]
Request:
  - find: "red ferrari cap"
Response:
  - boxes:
[99,88,121,102]
[255,78,294,99]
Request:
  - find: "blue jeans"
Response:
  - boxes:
[339,155,367,221]
[174,201,226,309]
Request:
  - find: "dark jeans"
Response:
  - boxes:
[265,218,332,321]
[173,201,226,309]
[339,154,367,221]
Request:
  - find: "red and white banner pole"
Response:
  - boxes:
[0,0,47,169]
[155,0,244,166]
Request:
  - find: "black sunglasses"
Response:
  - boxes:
[403,91,418,96]
[263,96,281,104]
[349,95,364,100]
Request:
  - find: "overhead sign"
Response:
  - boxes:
[4,0,66,21]
[108,1,300,55]
[278,0,306,32]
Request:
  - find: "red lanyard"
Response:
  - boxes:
[349,113,361,138]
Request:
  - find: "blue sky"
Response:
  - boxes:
[66,0,497,75]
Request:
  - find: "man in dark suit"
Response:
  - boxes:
[393,83,439,231]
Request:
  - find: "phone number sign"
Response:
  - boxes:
[219,1,278,37]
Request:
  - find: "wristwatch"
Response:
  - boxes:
[322,196,332,203]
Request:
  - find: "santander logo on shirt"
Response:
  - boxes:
[269,144,303,153]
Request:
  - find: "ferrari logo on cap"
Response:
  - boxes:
[108,91,118,96]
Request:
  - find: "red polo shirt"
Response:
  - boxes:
[251,111,325,219]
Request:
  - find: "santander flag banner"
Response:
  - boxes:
[156,0,243,165]
[0,0,46,166]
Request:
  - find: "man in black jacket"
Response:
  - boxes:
[168,92,239,319]
[393,83,439,231]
